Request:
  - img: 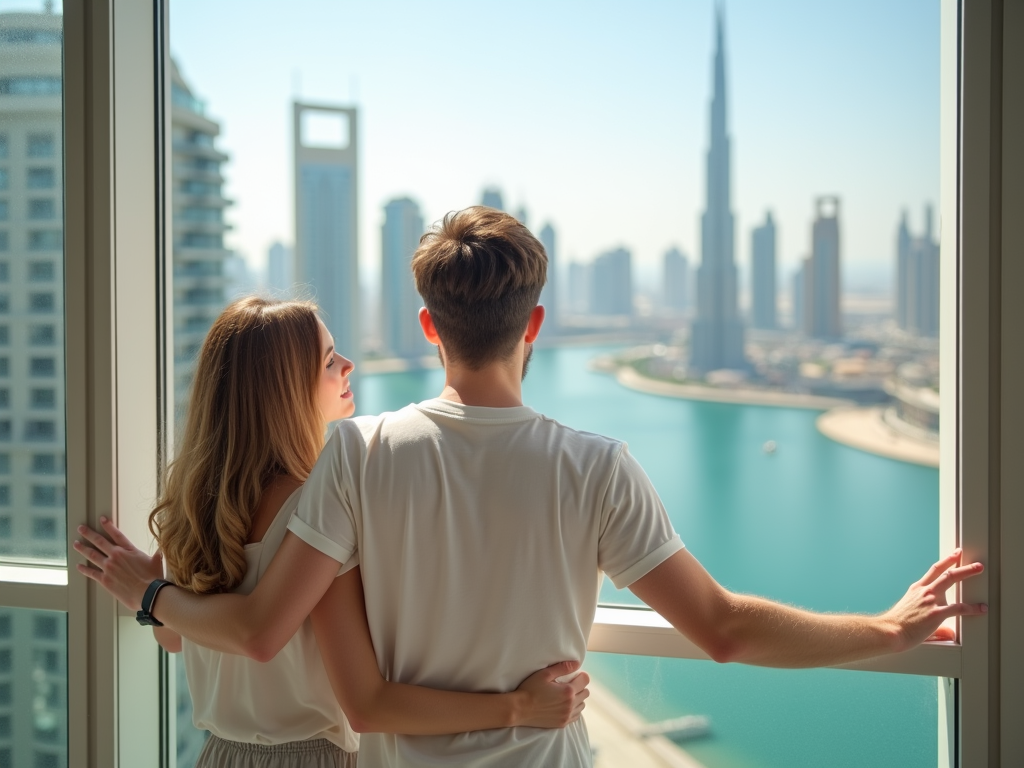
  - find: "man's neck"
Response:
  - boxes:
[437,356,525,408]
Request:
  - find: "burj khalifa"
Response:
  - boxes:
[690,8,747,373]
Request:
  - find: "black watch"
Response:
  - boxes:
[136,579,172,627]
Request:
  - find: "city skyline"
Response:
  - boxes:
[166,0,940,297]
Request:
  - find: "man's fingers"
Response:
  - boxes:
[76,525,114,557]
[927,626,956,642]
[932,562,984,593]
[918,549,963,585]
[99,517,135,550]
[72,539,108,567]
[938,602,988,621]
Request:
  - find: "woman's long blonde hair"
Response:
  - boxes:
[150,296,326,594]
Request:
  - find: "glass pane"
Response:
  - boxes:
[0,3,67,566]
[585,653,940,768]
[0,607,68,768]
[169,1,944,765]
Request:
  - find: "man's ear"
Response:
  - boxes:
[524,305,545,344]
[419,307,441,344]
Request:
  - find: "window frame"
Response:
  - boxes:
[0,0,1018,766]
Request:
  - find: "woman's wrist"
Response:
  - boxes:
[506,690,528,728]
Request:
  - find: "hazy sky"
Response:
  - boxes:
[6,0,943,294]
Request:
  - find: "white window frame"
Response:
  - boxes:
[0,0,1018,765]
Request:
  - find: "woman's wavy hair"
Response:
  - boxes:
[150,296,325,594]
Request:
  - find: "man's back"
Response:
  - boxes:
[292,398,682,767]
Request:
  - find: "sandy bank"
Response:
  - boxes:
[816,406,939,468]
[616,366,851,410]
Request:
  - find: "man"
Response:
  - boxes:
[77,207,984,767]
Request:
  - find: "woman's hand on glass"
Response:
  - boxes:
[74,517,165,611]
[513,660,590,728]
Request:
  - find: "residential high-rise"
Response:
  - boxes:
[792,262,807,331]
[480,187,504,211]
[803,196,842,339]
[0,10,69,766]
[663,247,689,314]
[590,248,633,316]
[896,205,939,337]
[538,223,558,328]
[567,261,590,315]
[381,197,427,359]
[751,211,777,329]
[267,241,293,295]
[293,102,359,376]
[690,9,746,372]
[171,61,232,419]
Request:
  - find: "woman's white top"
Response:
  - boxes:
[181,488,359,752]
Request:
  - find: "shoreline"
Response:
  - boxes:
[816,406,939,467]
[615,366,939,468]
[615,365,852,410]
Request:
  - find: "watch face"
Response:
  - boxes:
[135,610,162,627]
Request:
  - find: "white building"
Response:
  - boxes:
[380,198,427,359]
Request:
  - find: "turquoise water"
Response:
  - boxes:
[359,345,940,768]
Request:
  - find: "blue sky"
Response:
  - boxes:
[4,0,943,294]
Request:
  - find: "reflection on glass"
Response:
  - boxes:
[0,607,68,768]
[0,4,66,566]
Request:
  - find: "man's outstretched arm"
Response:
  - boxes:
[630,547,986,668]
[75,518,339,661]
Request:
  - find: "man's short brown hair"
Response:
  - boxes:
[412,206,547,369]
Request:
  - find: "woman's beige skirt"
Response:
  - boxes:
[196,735,358,768]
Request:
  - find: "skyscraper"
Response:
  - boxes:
[803,196,842,339]
[896,205,939,337]
[567,261,590,315]
[381,197,427,359]
[293,102,359,376]
[590,248,633,316]
[538,223,558,328]
[267,241,293,295]
[690,9,746,372]
[171,62,232,421]
[792,262,807,331]
[480,187,504,211]
[0,10,68,766]
[751,211,777,329]
[663,247,689,314]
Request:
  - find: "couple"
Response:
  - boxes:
[77,206,985,768]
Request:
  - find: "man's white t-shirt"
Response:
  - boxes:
[288,398,683,767]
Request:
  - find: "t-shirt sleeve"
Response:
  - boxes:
[287,426,359,566]
[598,443,684,589]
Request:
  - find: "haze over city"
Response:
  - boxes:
[166,0,939,296]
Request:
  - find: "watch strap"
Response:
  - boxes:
[136,578,172,627]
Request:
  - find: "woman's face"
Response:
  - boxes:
[317,318,355,422]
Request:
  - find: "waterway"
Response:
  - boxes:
[358,345,941,768]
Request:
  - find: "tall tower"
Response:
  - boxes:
[804,196,842,339]
[663,247,689,314]
[538,223,558,328]
[0,10,69,766]
[480,187,504,211]
[293,102,359,376]
[896,205,939,337]
[267,241,292,295]
[380,197,426,359]
[690,8,745,372]
[589,248,633,316]
[170,62,232,421]
[751,211,777,329]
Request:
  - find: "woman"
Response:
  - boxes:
[76,297,587,768]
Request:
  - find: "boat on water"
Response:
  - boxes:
[763,439,777,454]
[635,714,711,741]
